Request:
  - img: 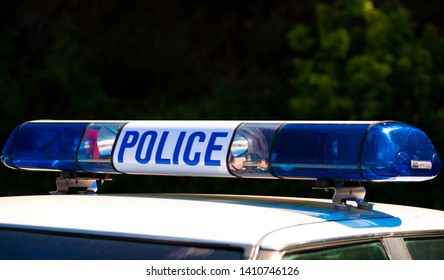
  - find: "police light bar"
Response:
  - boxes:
[1,120,441,182]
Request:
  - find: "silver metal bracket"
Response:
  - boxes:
[331,186,374,210]
[314,180,374,211]
[51,172,111,195]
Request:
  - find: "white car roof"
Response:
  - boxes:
[0,193,443,256]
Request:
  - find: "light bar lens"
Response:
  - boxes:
[77,123,125,173]
[1,125,20,168]
[360,122,441,181]
[228,123,280,178]
[270,123,368,180]
[3,122,88,171]
[1,120,441,182]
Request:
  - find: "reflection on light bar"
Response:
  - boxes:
[1,120,441,182]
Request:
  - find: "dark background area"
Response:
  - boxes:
[0,0,443,209]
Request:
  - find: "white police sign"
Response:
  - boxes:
[113,121,239,176]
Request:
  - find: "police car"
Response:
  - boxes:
[0,120,443,260]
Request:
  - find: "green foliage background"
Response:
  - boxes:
[1,0,443,209]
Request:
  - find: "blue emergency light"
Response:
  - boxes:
[1,120,441,182]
